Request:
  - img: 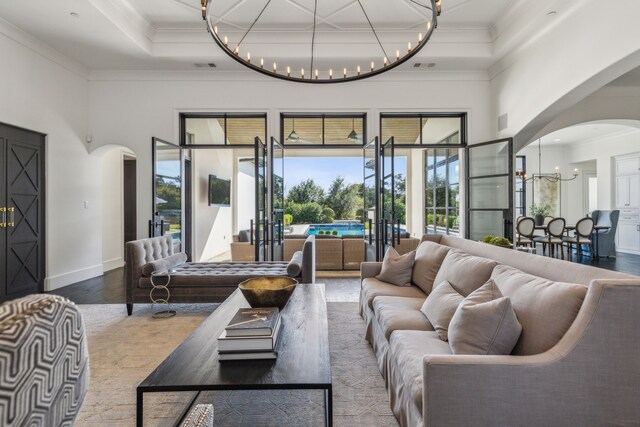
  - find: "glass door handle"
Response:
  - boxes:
[368,219,373,245]
[0,207,5,228]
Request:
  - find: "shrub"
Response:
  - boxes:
[321,207,335,224]
[318,230,325,235]
[331,230,339,236]
[283,214,293,226]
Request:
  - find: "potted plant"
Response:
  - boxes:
[480,234,512,248]
[529,203,551,226]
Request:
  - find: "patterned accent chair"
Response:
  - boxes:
[0,294,89,426]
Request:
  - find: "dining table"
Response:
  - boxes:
[532,224,610,259]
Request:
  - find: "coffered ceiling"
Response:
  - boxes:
[0,0,569,74]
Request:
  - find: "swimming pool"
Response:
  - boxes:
[305,223,365,236]
[305,223,406,237]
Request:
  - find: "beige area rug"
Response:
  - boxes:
[75,302,398,426]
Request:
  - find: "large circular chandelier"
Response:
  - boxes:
[202,0,439,84]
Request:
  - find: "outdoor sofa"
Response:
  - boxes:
[125,235,315,315]
[361,234,640,426]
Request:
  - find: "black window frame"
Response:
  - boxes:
[424,148,460,235]
[179,113,267,148]
[379,112,467,148]
[280,113,367,148]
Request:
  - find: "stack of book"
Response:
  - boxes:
[218,307,282,361]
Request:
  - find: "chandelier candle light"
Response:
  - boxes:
[516,138,580,183]
[201,0,439,84]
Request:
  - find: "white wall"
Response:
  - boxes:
[236,157,255,234]
[100,148,125,271]
[0,29,112,290]
[88,72,493,246]
[193,148,233,261]
[491,0,640,149]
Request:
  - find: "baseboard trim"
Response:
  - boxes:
[44,264,104,291]
[103,257,125,272]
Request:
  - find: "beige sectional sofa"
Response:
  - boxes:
[360,234,640,426]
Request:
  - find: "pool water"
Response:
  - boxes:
[305,223,365,236]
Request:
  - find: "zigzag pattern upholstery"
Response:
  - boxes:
[0,294,89,426]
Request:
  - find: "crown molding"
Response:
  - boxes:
[0,17,89,79]
[88,68,489,82]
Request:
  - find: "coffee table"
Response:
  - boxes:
[136,283,332,426]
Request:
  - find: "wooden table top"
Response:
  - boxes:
[138,283,331,392]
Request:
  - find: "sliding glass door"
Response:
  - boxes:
[363,137,379,261]
[151,137,183,253]
[270,137,285,261]
[465,138,514,241]
[255,137,268,261]
[380,137,397,254]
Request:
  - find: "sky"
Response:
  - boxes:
[282,157,407,192]
[156,155,408,192]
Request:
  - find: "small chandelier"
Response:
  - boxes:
[201,0,439,84]
[516,138,579,183]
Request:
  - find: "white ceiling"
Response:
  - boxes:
[533,121,640,148]
[0,0,563,72]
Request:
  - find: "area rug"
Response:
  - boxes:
[75,302,398,426]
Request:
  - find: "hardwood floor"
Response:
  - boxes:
[50,267,126,304]
[50,252,640,305]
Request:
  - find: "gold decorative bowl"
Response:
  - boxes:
[238,277,298,310]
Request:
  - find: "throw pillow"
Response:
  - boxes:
[411,241,450,294]
[287,251,303,277]
[448,279,522,355]
[376,247,416,287]
[420,280,464,341]
[142,252,188,277]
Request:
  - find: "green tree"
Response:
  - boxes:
[324,177,360,220]
[321,207,335,223]
[287,179,324,204]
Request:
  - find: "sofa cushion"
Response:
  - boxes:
[376,247,416,286]
[139,262,290,288]
[411,242,451,294]
[373,296,432,339]
[491,264,587,355]
[361,278,426,310]
[141,252,188,277]
[420,281,464,341]
[287,251,303,277]
[388,330,452,415]
[432,250,498,297]
[448,279,522,355]
[238,229,251,243]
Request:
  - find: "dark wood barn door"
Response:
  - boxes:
[0,123,46,301]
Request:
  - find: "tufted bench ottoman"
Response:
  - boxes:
[126,235,316,315]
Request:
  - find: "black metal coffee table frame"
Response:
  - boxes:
[136,284,332,426]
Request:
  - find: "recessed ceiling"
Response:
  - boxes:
[533,122,640,148]
[0,0,544,72]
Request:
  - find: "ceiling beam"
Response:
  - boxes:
[87,0,156,54]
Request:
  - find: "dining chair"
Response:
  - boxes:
[533,217,566,258]
[516,217,535,247]
[563,217,594,258]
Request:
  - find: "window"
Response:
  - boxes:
[280,114,366,146]
[515,155,526,217]
[381,114,465,146]
[181,114,267,146]
[425,148,460,235]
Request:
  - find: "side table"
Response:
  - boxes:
[150,270,177,318]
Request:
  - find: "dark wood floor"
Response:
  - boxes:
[50,252,640,305]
